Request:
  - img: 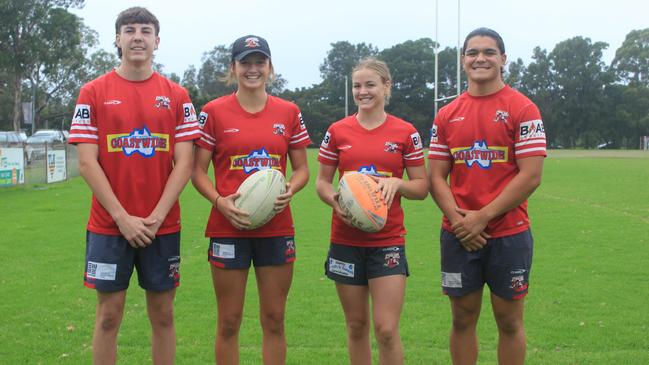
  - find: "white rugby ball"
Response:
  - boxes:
[338,172,388,233]
[235,169,287,230]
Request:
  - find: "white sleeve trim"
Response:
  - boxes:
[318,152,338,161]
[176,122,200,130]
[69,133,98,139]
[428,150,451,157]
[429,143,449,150]
[199,137,215,146]
[515,147,546,155]
[175,130,200,138]
[70,126,98,131]
[200,130,216,142]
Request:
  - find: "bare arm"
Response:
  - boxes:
[274,147,309,212]
[191,146,250,229]
[143,141,194,235]
[76,143,154,247]
[315,163,352,226]
[428,159,463,225]
[452,156,544,244]
[428,158,488,251]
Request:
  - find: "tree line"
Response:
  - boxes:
[2,1,648,148]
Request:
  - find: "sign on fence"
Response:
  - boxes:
[46,150,66,183]
[0,147,25,186]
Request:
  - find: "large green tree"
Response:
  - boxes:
[0,0,85,131]
[517,47,559,146]
[380,38,436,135]
[319,41,378,108]
[549,37,612,147]
[612,28,649,87]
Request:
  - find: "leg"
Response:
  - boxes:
[368,275,406,365]
[255,263,293,365]
[93,290,126,365]
[146,289,176,365]
[212,266,249,365]
[491,293,526,365]
[336,283,371,365]
[449,289,483,365]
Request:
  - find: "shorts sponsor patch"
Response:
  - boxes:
[441,272,462,288]
[329,258,355,278]
[87,261,117,281]
[212,242,235,259]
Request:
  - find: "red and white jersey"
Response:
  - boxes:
[68,70,200,235]
[428,85,546,237]
[196,94,311,238]
[318,114,425,247]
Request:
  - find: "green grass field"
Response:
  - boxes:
[1,150,648,364]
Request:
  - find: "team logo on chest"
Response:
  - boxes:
[384,141,399,153]
[273,123,286,135]
[230,147,281,173]
[494,110,510,123]
[154,96,171,109]
[107,126,169,157]
[451,140,508,168]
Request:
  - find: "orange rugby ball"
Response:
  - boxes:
[337,172,388,232]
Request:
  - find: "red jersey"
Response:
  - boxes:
[318,114,425,247]
[428,85,546,237]
[195,94,311,238]
[69,70,200,235]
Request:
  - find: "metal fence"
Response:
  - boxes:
[0,142,79,186]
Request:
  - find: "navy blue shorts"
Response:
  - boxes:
[440,229,533,300]
[208,236,296,269]
[84,231,181,292]
[325,243,409,286]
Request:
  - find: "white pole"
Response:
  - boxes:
[457,0,461,96]
[434,0,439,116]
[344,75,349,116]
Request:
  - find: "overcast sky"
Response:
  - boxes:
[72,0,648,89]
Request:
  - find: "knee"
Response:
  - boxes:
[346,318,370,341]
[218,313,243,339]
[150,308,174,329]
[495,316,523,337]
[373,322,399,347]
[451,312,479,333]
[97,308,123,333]
[260,311,285,336]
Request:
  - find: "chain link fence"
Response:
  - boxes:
[0,142,79,186]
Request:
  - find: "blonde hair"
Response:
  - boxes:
[220,59,277,87]
[352,57,392,103]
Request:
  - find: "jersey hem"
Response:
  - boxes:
[205,229,296,238]
[87,225,181,236]
[330,237,406,247]
[441,224,530,239]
